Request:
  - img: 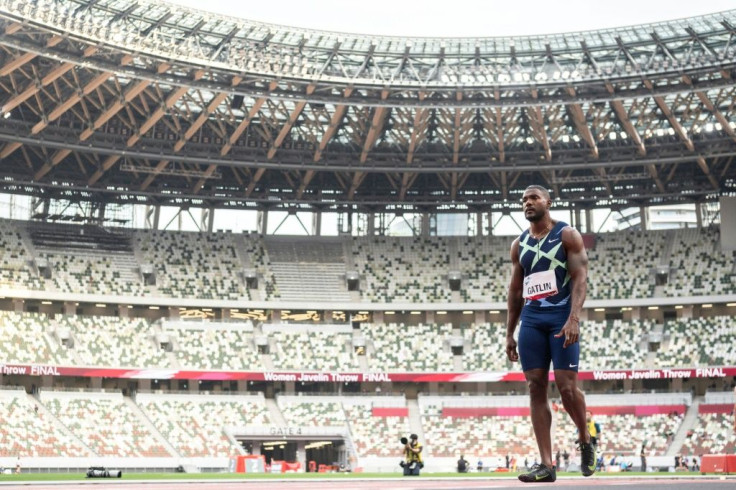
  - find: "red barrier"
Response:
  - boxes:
[701,455,727,474]
[232,455,266,473]
[727,455,736,474]
[372,407,408,417]
[441,407,530,417]
[698,404,734,414]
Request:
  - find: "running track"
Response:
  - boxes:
[1,477,734,489]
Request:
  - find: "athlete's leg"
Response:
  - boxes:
[553,369,589,444]
[548,313,588,445]
[524,368,554,467]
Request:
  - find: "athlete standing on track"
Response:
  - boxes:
[505,185,596,483]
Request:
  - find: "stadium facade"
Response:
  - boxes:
[0,0,734,476]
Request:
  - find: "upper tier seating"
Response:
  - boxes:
[171,325,261,371]
[462,322,513,372]
[57,314,169,369]
[30,223,141,296]
[0,311,72,365]
[456,236,515,303]
[0,220,42,290]
[664,227,735,297]
[364,323,455,372]
[578,319,652,369]
[0,218,732,303]
[241,232,279,300]
[586,229,666,299]
[265,238,351,302]
[352,236,451,303]
[656,316,736,367]
[269,328,358,371]
[134,230,243,300]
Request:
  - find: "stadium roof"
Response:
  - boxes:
[0,0,735,213]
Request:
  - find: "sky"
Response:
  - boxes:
[166,0,735,38]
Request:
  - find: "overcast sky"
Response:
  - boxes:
[166,0,735,37]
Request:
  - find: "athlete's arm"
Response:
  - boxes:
[554,227,588,348]
[506,238,524,362]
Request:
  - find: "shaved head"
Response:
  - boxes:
[524,185,551,200]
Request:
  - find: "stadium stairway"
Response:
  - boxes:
[666,396,701,457]
[28,392,94,456]
[123,395,179,457]
[406,399,425,449]
[264,398,288,426]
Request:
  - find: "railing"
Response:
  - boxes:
[1,0,734,87]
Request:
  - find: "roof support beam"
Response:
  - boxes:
[646,164,666,193]
[643,80,694,152]
[1,47,95,113]
[399,172,419,200]
[245,167,266,197]
[406,92,428,164]
[176,78,242,152]
[267,84,315,159]
[220,81,276,156]
[140,160,169,191]
[314,88,353,162]
[0,142,22,159]
[33,149,71,180]
[494,89,506,163]
[32,67,122,134]
[127,84,190,147]
[80,79,150,141]
[527,90,551,162]
[0,35,62,77]
[682,74,736,144]
[360,90,390,163]
[296,170,315,199]
[452,92,463,164]
[696,156,720,190]
[565,88,598,158]
[607,83,646,156]
[348,171,367,200]
[450,172,470,201]
[696,91,736,143]
[88,155,121,185]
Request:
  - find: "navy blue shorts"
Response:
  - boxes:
[518,305,580,372]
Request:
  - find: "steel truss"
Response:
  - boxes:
[0,0,735,213]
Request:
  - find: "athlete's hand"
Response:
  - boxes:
[506,336,519,362]
[554,317,580,348]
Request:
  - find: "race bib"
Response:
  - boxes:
[523,270,558,300]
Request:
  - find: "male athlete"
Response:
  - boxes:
[505,185,596,483]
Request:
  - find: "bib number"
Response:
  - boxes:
[523,270,558,300]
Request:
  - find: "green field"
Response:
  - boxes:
[0,471,717,482]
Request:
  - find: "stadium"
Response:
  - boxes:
[0,0,735,487]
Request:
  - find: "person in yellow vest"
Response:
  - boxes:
[586,410,602,448]
[400,434,424,476]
